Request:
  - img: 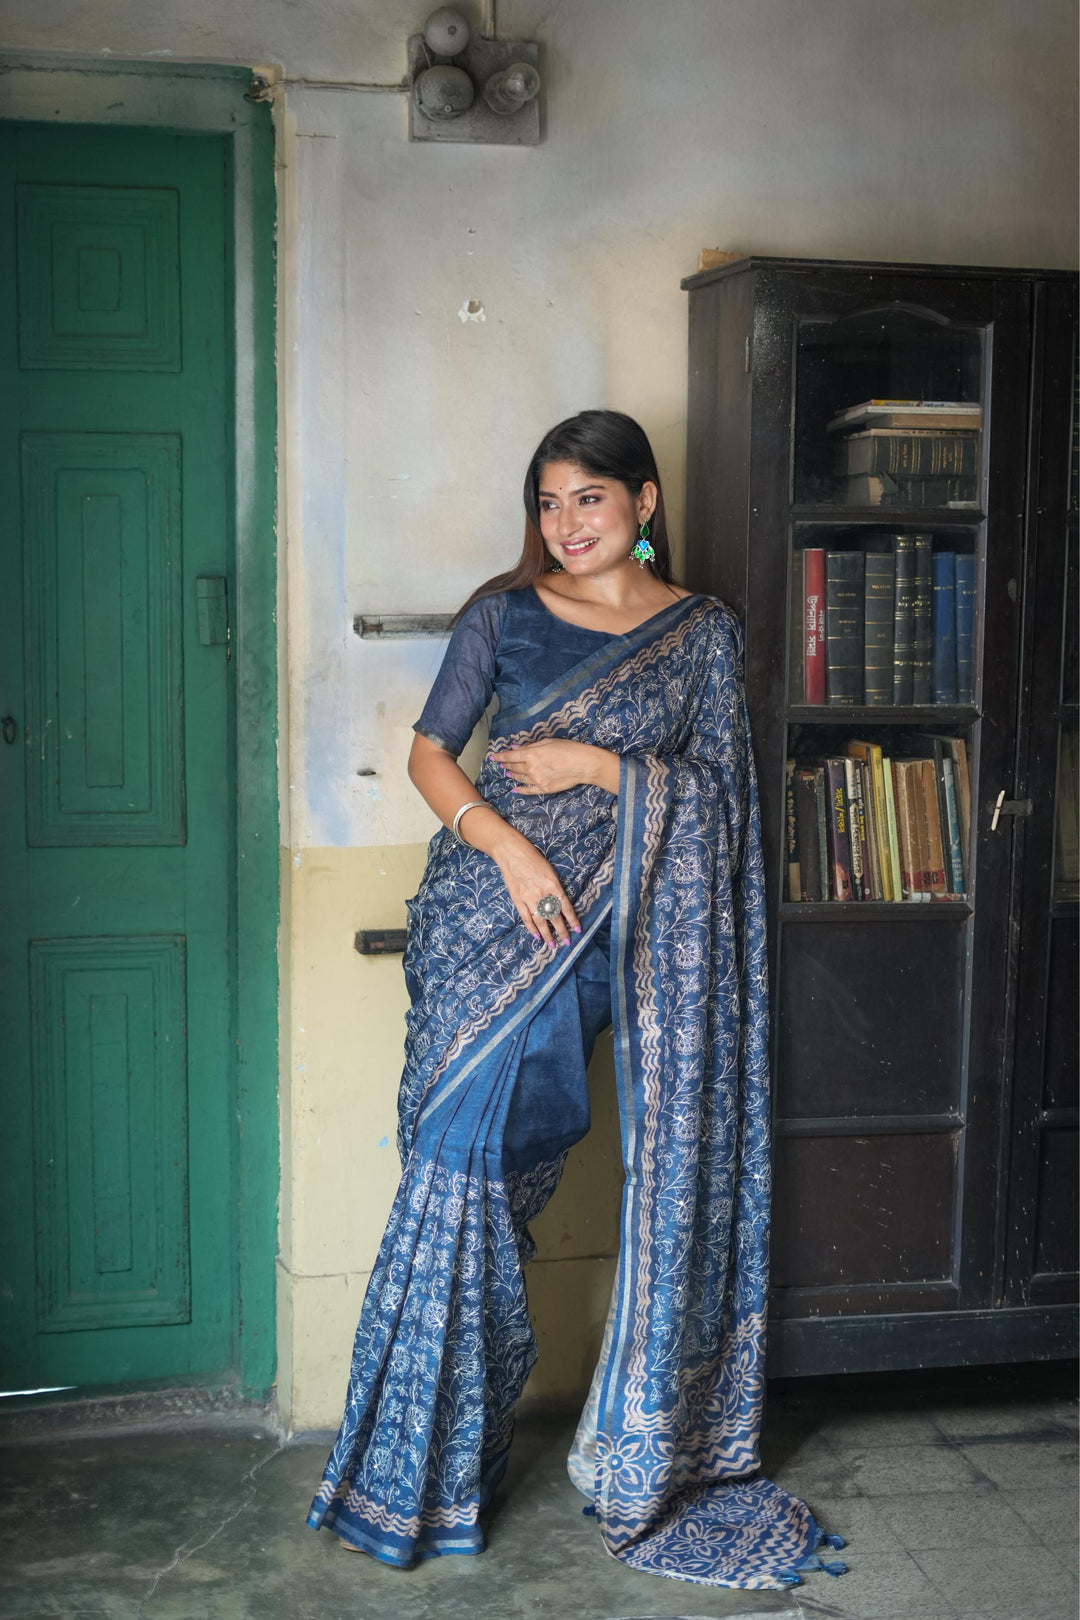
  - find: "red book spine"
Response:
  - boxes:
[803,548,826,704]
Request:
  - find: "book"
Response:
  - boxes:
[835,429,980,479]
[840,473,978,507]
[941,756,965,894]
[891,760,920,897]
[814,767,830,899]
[859,760,883,900]
[824,758,854,901]
[916,758,949,897]
[848,740,893,900]
[864,551,896,704]
[844,757,866,901]
[931,551,958,703]
[827,399,983,433]
[794,766,824,901]
[881,755,904,900]
[785,759,801,900]
[955,553,976,703]
[892,533,916,704]
[912,534,933,704]
[925,733,971,887]
[913,735,956,892]
[825,550,864,704]
[802,547,826,704]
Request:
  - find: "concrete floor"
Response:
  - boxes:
[0,1365,1076,1620]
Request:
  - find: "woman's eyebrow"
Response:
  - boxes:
[539,482,605,498]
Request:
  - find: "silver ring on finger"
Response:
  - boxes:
[533,894,562,921]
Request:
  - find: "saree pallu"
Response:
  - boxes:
[308,595,843,1589]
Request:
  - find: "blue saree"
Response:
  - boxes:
[307,589,844,1589]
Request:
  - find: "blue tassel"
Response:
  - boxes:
[823,1559,848,1577]
[795,1553,823,1572]
[581,1503,596,1517]
[777,1571,801,1586]
[825,1532,847,1550]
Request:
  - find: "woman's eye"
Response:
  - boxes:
[579,495,600,506]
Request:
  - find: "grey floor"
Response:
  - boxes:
[0,1365,1076,1620]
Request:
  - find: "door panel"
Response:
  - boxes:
[31,935,189,1335]
[23,432,184,845]
[17,183,181,371]
[0,123,236,1390]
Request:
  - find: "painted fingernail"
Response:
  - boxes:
[572,926,582,935]
[561,938,570,948]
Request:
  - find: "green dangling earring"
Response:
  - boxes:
[630,520,656,569]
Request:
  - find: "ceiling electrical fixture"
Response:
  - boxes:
[408,6,541,145]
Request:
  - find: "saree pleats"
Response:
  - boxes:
[309,597,840,1589]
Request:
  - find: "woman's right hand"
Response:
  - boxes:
[407,733,581,949]
[490,830,581,949]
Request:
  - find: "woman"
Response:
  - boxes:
[307,411,844,1590]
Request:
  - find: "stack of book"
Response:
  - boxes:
[785,737,971,902]
[799,536,975,705]
[827,400,982,507]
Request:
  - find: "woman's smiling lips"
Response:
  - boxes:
[561,536,598,555]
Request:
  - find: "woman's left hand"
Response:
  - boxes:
[490,739,620,796]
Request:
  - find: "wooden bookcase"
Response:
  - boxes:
[681,256,1078,1375]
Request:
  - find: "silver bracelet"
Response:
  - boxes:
[451,799,487,845]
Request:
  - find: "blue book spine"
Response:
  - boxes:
[931,551,957,703]
[954,553,976,703]
[942,757,966,893]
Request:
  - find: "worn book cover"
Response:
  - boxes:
[912,535,934,704]
[835,429,980,479]
[802,547,826,704]
[794,766,824,902]
[892,533,916,704]
[931,551,958,703]
[864,551,896,705]
[825,550,864,704]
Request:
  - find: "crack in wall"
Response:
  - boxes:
[133,1439,286,1618]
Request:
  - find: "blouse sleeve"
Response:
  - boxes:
[413,591,507,757]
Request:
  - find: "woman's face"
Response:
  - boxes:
[537,460,656,579]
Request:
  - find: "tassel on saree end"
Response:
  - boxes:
[825,1532,847,1550]
[823,1559,848,1577]
[777,1571,801,1586]
[581,1503,596,1517]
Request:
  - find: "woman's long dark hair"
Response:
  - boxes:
[455,410,674,621]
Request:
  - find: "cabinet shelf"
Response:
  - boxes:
[786,704,979,726]
[780,900,972,922]
[790,504,986,526]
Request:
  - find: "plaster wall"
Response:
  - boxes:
[5,0,1076,1430]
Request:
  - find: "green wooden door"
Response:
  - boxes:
[0,123,237,1389]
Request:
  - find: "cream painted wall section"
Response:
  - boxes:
[6,0,1076,1430]
[280,842,625,1430]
